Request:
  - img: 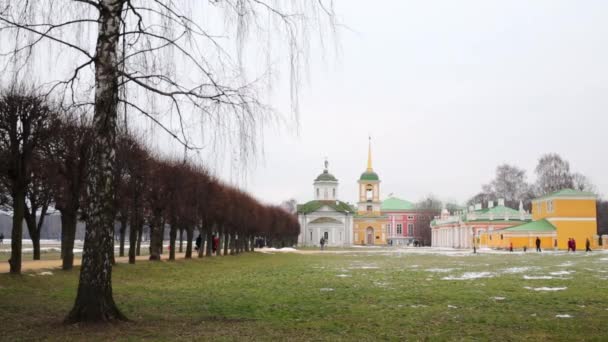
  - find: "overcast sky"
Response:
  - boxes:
[237,0,608,205]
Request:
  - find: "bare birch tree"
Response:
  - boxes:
[1,0,335,323]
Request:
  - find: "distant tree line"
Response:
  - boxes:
[0,88,300,271]
[467,154,606,232]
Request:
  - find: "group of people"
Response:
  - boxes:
[567,238,592,252]
[194,234,221,254]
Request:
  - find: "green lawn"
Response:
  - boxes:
[1,249,607,341]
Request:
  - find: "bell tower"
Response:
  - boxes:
[357,137,381,215]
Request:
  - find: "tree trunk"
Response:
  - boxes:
[250,236,255,252]
[223,232,229,256]
[9,189,25,274]
[198,229,204,258]
[244,236,250,252]
[178,228,183,253]
[135,227,142,256]
[66,2,126,323]
[205,230,213,257]
[24,212,42,260]
[229,233,236,255]
[128,220,137,264]
[169,224,176,261]
[61,211,78,270]
[149,215,163,260]
[185,227,193,259]
[118,217,127,257]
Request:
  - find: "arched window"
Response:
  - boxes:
[316,188,319,198]
[366,185,373,201]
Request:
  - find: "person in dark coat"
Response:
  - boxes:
[572,238,576,252]
[195,234,202,251]
[585,238,591,252]
[535,237,541,252]
[0,233,4,246]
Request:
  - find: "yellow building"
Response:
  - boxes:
[353,139,388,245]
[502,189,598,250]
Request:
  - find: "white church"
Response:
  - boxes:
[297,160,355,247]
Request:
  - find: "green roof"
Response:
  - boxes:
[503,219,556,232]
[360,171,379,181]
[297,200,355,214]
[381,197,414,211]
[471,205,520,216]
[314,170,337,182]
[536,188,596,200]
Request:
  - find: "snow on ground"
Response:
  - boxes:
[502,267,535,274]
[491,297,506,301]
[336,274,351,278]
[425,268,459,273]
[442,272,495,280]
[257,247,297,253]
[523,275,555,280]
[555,314,572,318]
[524,287,568,292]
[320,288,334,292]
[550,270,575,275]
[38,271,53,276]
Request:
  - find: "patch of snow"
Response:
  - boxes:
[349,265,379,269]
[426,268,458,273]
[320,288,334,292]
[442,272,494,280]
[491,297,506,301]
[447,305,458,309]
[524,286,567,292]
[550,270,574,275]
[410,304,427,308]
[336,274,351,278]
[38,271,53,276]
[523,275,554,280]
[555,314,572,318]
[502,267,533,274]
[557,262,574,267]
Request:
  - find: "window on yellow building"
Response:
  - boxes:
[548,200,554,213]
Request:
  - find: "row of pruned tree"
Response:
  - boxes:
[0,88,299,275]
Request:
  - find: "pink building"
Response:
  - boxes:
[381,196,437,246]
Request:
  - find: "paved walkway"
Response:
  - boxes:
[0,252,193,273]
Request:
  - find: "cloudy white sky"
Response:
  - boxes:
[238,0,608,205]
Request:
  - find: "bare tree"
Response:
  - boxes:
[1,0,335,323]
[535,153,574,196]
[571,172,596,193]
[0,88,55,274]
[23,155,54,260]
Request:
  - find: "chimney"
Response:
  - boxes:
[498,198,505,206]
[488,200,494,208]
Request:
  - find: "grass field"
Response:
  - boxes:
[1,248,607,341]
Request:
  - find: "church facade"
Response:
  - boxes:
[297,161,355,247]
[353,140,389,245]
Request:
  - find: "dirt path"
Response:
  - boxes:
[0,253,190,273]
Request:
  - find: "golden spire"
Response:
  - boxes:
[367,136,373,172]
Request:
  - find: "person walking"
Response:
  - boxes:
[567,238,572,252]
[509,242,513,252]
[0,233,4,246]
[585,238,592,252]
[535,237,542,253]
[320,237,325,251]
[572,238,577,252]
[211,234,220,255]
[195,234,202,251]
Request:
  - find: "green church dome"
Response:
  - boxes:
[315,170,338,182]
[360,171,379,181]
